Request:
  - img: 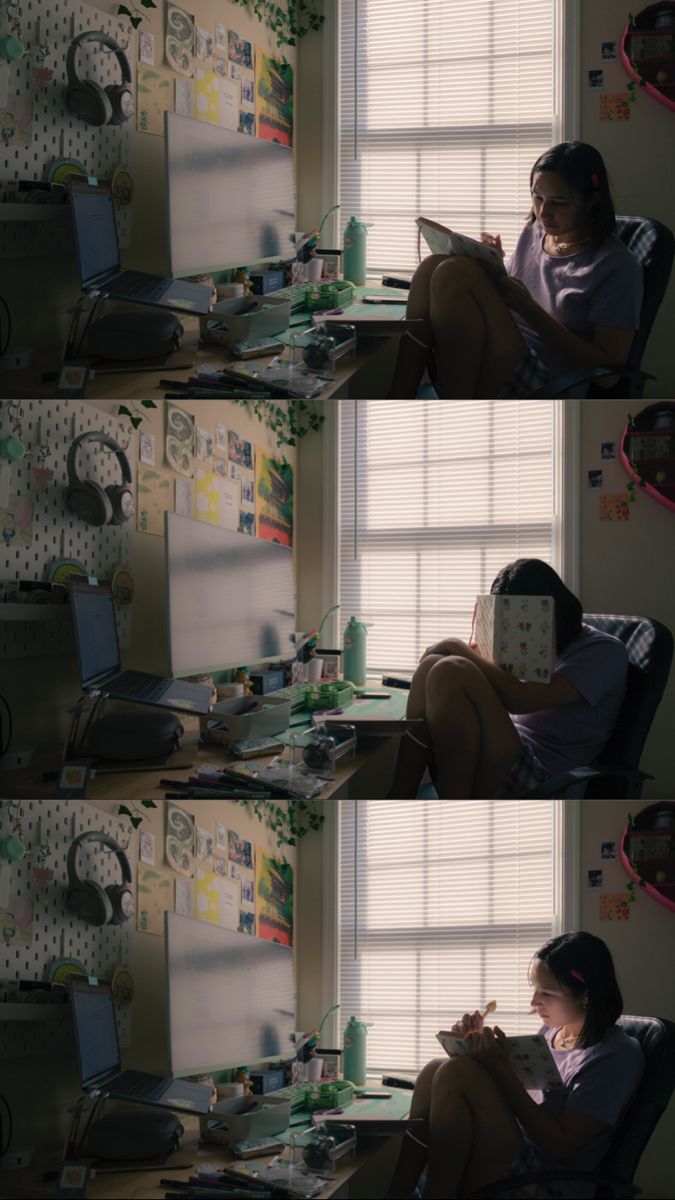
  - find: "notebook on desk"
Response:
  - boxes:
[69,177,212,314]
[322,689,424,737]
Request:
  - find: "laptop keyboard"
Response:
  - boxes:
[112,270,170,302]
[113,670,171,702]
[113,1070,171,1101]
[266,1082,312,1111]
[266,282,312,313]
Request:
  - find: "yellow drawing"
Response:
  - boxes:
[196,67,219,125]
[196,867,220,925]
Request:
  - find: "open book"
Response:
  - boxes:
[436,1031,563,1090]
[416,217,507,281]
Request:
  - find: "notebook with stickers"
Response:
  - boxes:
[436,1031,564,1090]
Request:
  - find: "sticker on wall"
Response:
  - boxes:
[601,440,616,460]
[255,51,293,146]
[588,69,604,89]
[137,866,173,935]
[601,40,617,60]
[600,92,631,121]
[600,493,630,521]
[599,892,631,920]
[137,67,173,136]
[166,2,195,78]
[587,869,603,888]
[588,469,603,489]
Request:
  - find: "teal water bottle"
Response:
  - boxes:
[343,616,370,686]
[343,217,371,285]
[343,1017,370,1086]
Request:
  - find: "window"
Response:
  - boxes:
[338,399,558,675]
[338,0,558,274]
[338,799,559,1074]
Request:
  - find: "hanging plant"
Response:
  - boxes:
[228,397,324,456]
[229,798,324,853]
[118,798,158,830]
[230,0,324,55]
[117,0,157,31]
[624,412,648,503]
[117,400,158,430]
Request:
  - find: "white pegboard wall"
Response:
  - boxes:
[0,798,135,1057]
[0,0,133,258]
[0,399,134,659]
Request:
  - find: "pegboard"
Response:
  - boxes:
[0,398,134,659]
[0,798,135,1058]
[0,0,133,259]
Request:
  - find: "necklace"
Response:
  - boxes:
[548,235,591,256]
[556,1028,578,1049]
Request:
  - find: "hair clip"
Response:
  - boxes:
[570,968,586,982]
[591,172,600,188]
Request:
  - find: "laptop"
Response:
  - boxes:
[70,978,212,1114]
[70,576,212,715]
[69,177,212,315]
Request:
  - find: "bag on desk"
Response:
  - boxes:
[86,1110,184,1159]
[86,309,183,360]
[472,594,555,683]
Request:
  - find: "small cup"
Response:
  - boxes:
[217,682,244,701]
[306,1056,323,1082]
[217,283,245,300]
[306,656,323,682]
[307,257,324,282]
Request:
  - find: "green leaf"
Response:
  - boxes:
[130,815,143,828]
[118,5,133,15]
[142,399,158,409]
[131,416,143,429]
[141,799,158,808]
[130,15,142,27]
[118,405,133,418]
[119,805,133,817]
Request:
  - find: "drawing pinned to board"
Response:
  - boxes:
[256,849,293,946]
[0,495,33,547]
[137,467,173,535]
[137,67,173,136]
[165,2,195,78]
[0,97,32,147]
[0,895,33,946]
[255,52,293,146]
[255,450,293,547]
[166,404,195,477]
[137,866,173,935]
[166,803,195,877]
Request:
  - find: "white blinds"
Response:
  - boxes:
[339,799,556,1074]
[338,399,556,675]
[339,0,556,274]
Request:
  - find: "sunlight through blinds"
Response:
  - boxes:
[339,799,556,1075]
[338,400,556,675]
[339,0,556,274]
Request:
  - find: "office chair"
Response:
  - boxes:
[465,1015,675,1200]
[530,216,675,400]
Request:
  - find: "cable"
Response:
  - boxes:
[0,295,10,359]
[0,693,12,759]
[0,1092,12,1157]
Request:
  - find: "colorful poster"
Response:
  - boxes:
[196,867,220,925]
[228,430,253,468]
[255,51,293,146]
[166,2,195,78]
[137,67,173,135]
[196,468,238,529]
[166,803,195,877]
[255,849,293,946]
[137,467,173,535]
[228,830,253,868]
[196,67,219,125]
[255,450,293,546]
[228,30,253,68]
[166,404,195,477]
[137,866,173,935]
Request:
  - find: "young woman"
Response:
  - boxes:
[385,931,645,1200]
[388,559,628,800]
[388,141,643,398]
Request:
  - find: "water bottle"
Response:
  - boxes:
[343,217,370,286]
[343,1017,370,1086]
[343,616,370,686]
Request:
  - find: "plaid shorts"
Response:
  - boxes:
[414,1138,564,1200]
[494,741,551,799]
[497,345,552,399]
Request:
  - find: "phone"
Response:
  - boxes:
[363,295,408,305]
[381,275,412,290]
[381,675,412,690]
[356,691,392,699]
[355,1091,392,1099]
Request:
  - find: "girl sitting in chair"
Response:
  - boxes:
[388,141,643,398]
[388,559,628,800]
[385,931,645,1200]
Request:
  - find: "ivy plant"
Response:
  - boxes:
[625,811,647,903]
[118,798,158,829]
[117,399,158,430]
[228,397,324,454]
[117,797,323,855]
[231,0,324,54]
[625,412,647,504]
[117,0,157,31]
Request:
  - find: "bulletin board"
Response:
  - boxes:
[0,399,134,659]
[0,798,134,1058]
[0,0,133,260]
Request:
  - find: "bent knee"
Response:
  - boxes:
[431,1054,484,1087]
[430,255,486,290]
[426,655,481,692]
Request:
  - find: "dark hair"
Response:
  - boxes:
[534,931,623,1049]
[490,559,582,655]
[525,141,616,245]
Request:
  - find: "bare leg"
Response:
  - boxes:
[388,254,448,398]
[425,658,522,799]
[388,654,444,798]
[386,1058,445,1199]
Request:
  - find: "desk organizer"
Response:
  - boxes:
[304,682,355,712]
[200,1094,291,1147]
[199,694,291,744]
[304,1080,355,1112]
[200,295,291,346]
[305,281,355,312]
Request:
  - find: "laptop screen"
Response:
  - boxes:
[70,579,121,687]
[70,980,121,1086]
[70,179,120,287]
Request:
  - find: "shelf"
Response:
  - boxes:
[0,604,71,622]
[0,204,70,223]
[0,1003,72,1021]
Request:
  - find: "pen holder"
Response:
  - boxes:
[200,695,291,745]
[200,1094,291,1147]
[200,294,291,346]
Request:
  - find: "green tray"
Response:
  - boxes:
[304,281,355,312]
[304,681,355,711]
[304,1080,355,1111]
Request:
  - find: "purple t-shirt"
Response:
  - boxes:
[523,1024,645,1176]
[506,223,643,375]
[512,624,628,774]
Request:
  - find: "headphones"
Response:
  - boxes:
[65,30,134,127]
[66,831,135,926]
[66,430,135,527]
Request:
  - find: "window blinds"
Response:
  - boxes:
[338,400,556,675]
[339,799,556,1074]
[339,0,556,274]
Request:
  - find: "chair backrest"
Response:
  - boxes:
[588,216,675,399]
[598,1016,675,1189]
[582,614,673,798]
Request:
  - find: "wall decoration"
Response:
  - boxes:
[175,77,194,117]
[166,803,195,877]
[255,51,293,146]
[599,493,630,521]
[137,866,173,935]
[139,831,155,865]
[214,855,227,875]
[241,470,255,506]
[214,457,228,476]
[214,55,227,76]
[166,404,195,478]
[600,92,631,120]
[196,826,214,861]
[175,877,193,916]
[166,2,195,78]
[139,431,155,466]
[255,449,293,546]
[601,40,618,59]
[139,30,155,65]
[196,469,238,529]
[238,109,255,135]
[196,67,219,125]
[228,830,253,869]
[137,467,173,535]
[228,61,241,80]
[255,849,293,945]
[599,892,631,920]
[239,909,255,935]
[588,469,603,489]
[137,66,173,136]
[196,427,214,460]
[215,23,227,51]
[0,893,33,946]
[229,462,242,481]
[215,424,227,453]
[601,441,616,460]
[219,79,239,129]
[621,6,675,113]
[601,840,617,859]
[196,26,214,60]
[239,510,256,536]
[241,73,255,106]
[0,97,32,147]
[228,430,253,469]
[228,861,241,880]
[620,402,675,513]
[0,494,33,547]
[588,69,604,88]
[175,477,193,517]
[587,869,603,888]
[196,868,238,929]
[228,30,253,69]
[620,802,675,912]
